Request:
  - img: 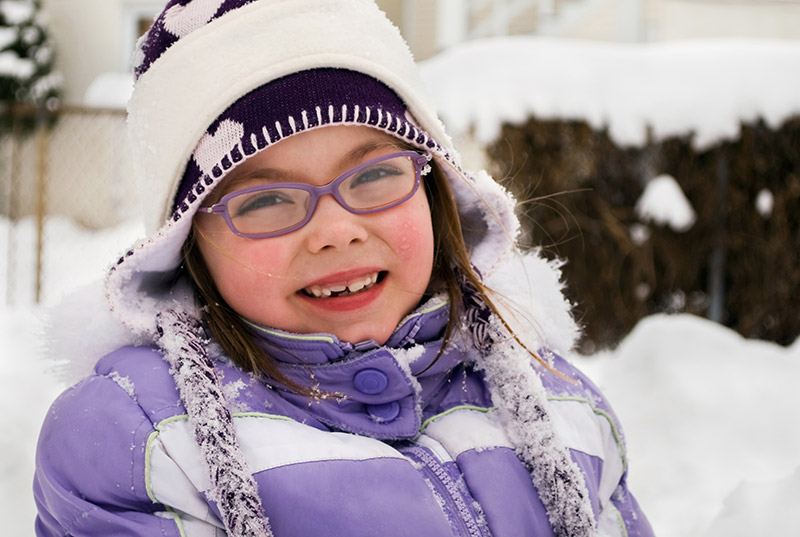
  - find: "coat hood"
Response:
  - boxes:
[61,1,596,535]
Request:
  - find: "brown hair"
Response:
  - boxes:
[182,159,560,392]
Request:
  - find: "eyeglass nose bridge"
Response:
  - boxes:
[293,180,351,230]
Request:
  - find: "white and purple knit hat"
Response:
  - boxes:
[171,68,441,218]
[108,0,519,337]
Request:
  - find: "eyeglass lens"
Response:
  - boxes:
[225,153,419,236]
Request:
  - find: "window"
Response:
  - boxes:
[121,3,162,71]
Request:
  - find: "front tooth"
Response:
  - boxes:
[329,284,347,293]
[348,280,366,293]
[322,288,332,297]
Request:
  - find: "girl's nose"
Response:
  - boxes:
[303,194,369,252]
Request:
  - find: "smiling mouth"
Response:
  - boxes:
[301,271,385,298]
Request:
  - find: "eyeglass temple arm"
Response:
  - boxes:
[199,205,227,213]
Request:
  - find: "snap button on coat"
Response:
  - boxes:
[367,401,401,422]
[353,368,389,395]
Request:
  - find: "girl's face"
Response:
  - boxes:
[193,125,435,345]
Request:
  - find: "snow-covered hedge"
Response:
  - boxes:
[420,38,800,350]
[419,37,800,150]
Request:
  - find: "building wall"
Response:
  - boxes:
[376,0,440,61]
[541,0,800,43]
[652,0,800,42]
[43,0,800,104]
[44,0,160,105]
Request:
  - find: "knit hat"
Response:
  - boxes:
[171,67,438,218]
[108,1,595,536]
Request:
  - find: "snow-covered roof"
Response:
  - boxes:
[419,37,800,149]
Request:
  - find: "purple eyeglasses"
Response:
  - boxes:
[199,151,432,238]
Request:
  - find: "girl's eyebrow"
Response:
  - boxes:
[338,139,405,167]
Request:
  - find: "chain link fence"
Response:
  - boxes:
[1,105,143,306]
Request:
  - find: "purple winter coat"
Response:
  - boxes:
[34,300,654,537]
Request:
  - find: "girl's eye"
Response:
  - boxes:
[233,191,294,217]
[349,165,403,189]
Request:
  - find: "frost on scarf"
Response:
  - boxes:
[155,309,272,537]
[461,278,597,537]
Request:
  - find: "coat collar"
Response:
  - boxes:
[237,294,472,440]
[244,294,450,365]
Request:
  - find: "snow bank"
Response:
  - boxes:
[419,37,800,149]
[0,305,64,537]
[1,215,143,306]
[577,314,800,537]
[703,465,800,537]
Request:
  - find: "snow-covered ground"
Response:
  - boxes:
[2,214,798,537]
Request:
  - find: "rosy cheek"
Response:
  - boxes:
[233,238,287,269]
[387,200,434,265]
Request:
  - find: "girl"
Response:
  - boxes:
[34,1,654,536]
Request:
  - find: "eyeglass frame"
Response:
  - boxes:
[198,150,433,239]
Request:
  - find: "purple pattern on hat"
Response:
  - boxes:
[173,68,440,217]
[135,0,258,80]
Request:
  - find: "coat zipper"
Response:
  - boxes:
[402,441,491,537]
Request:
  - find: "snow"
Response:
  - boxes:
[755,188,774,218]
[0,26,17,49]
[108,371,136,399]
[418,37,800,149]
[83,72,134,109]
[0,0,35,25]
[0,49,34,78]
[2,214,798,536]
[1,215,143,306]
[635,174,696,232]
[579,315,800,537]
[703,465,800,537]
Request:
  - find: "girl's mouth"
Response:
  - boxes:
[301,271,386,298]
